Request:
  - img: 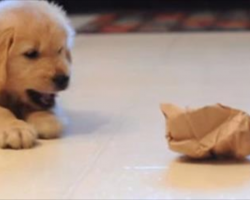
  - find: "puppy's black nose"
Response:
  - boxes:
[53,74,69,90]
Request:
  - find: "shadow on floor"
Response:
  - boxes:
[63,110,112,137]
[164,156,250,192]
[177,155,250,165]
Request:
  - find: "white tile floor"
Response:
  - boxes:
[2,30,250,199]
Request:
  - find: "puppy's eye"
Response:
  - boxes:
[24,50,39,59]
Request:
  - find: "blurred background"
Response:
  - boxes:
[53,0,250,13]
[49,0,250,34]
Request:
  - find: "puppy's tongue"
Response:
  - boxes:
[40,93,55,105]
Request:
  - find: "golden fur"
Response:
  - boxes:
[0,0,74,149]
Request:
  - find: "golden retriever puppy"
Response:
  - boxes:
[0,0,74,149]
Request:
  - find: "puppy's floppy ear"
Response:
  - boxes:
[0,28,14,91]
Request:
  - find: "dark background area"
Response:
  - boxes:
[51,0,250,14]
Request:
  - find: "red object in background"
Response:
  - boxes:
[181,11,217,30]
[101,14,145,33]
[216,21,249,29]
[215,10,249,30]
[78,10,250,33]
[94,14,117,24]
[78,14,117,33]
[138,12,184,32]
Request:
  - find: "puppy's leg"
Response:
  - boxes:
[0,106,37,149]
[26,110,65,139]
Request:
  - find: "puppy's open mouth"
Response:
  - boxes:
[27,89,56,109]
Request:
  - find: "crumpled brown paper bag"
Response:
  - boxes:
[161,104,250,159]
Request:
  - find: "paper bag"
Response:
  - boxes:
[161,104,250,159]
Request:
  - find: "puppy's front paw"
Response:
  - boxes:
[26,112,64,139]
[0,120,37,149]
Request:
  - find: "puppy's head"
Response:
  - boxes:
[0,0,74,110]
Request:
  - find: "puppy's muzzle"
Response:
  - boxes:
[52,74,69,90]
